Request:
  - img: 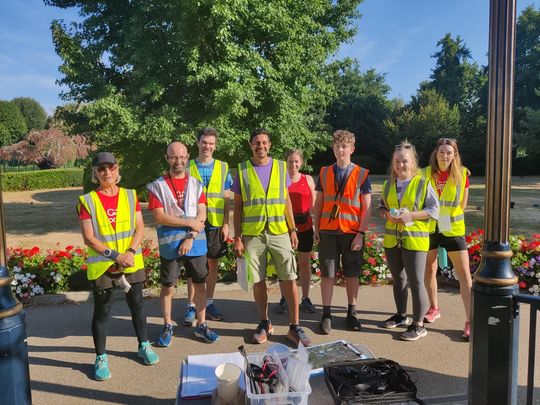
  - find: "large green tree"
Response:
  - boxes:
[11,97,48,131]
[385,88,461,164]
[323,61,396,172]
[515,5,540,112]
[0,101,27,146]
[46,0,362,188]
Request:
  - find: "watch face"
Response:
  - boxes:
[103,249,112,257]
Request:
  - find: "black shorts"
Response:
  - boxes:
[160,255,208,286]
[206,227,228,259]
[318,233,364,278]
[429,232,467,252]
[297,228,314,253]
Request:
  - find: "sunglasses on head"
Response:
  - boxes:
[438,137,457,144]
[394,144,415,150]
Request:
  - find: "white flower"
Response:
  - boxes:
[50,272,55,276]
[21,276,28,283]
[11,279,17,286]
[12,266,21,273]
[30,292,35,296]
[22,283,27,288]
[26,273,31,277]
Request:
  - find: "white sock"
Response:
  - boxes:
[206,299,214,306]
[188,302,195,308]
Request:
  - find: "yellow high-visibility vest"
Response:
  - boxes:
[381,175,430,251]
[422,167,467,237]
[238,159,288,236]
[78,188,144,280]
[188,159,228,227]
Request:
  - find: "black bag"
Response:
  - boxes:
[293,212,310,225]
[323,359,424,404]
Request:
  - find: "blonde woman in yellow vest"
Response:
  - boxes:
[422,138,472,340]
[378,141,440,341]
[184,127,232,325]
[78,152,158,381]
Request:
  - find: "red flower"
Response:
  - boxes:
[31,246,40,255]
[75,248,83,255]
[533,234,540,240]
[367,257,377,266]
[52,257,60,263]
[58,251,72,259]
[478,229,485,235]
[519,281,527,289]
[65,245,74,252]
[81,264,88,271]
[371,275,378,283]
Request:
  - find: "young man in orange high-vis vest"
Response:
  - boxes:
[313,130,372,335]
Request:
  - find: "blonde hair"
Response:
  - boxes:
[388,140,419,183]
[428,138,470,185]
[332,130,355,146]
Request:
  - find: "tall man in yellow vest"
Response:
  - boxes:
[148,142,220,346]
[184,128,232,325]
[313,130,372,335]
[232,128,312,346]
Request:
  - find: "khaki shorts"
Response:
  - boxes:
[244,231,297,283]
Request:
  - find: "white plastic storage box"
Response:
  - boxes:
[245,352,311,405]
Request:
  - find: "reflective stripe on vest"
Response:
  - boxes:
[422,167,467,237]
[319,164,369,234]
[78,188,144,280]
[238,159,288,236]
[147,175,208,259]
[381,175,430,251]
[188,159,228,227]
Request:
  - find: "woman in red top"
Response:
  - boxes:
[276,149,317,314]
[423,138,472,340]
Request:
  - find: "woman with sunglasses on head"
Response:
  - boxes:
[77,152,158,381]
[379,141,439,341]
[422,138,472,340]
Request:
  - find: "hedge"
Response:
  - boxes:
[1,168,84,191]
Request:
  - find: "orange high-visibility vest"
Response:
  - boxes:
[319,164,369,234]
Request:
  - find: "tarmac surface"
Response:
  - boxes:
[24,282,540,404]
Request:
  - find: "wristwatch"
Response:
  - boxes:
[289,227,299,234]
[126,248,137,254]
[102,249,113,258]
[185,232,195,240]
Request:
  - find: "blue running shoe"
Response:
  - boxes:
[183,306,197,327]
[157,323,173,347]
[206,303,224,321]
[137,341,159,365]
[94,354,111,381]
[194,322,220,343]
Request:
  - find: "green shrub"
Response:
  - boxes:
[1,168,83,191]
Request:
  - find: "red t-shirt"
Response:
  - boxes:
[78,191,141,230]
[434,170,470,196]
[148,176,206,210]
[288,174,313,232]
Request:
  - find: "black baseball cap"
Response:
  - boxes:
[92,152,117,167]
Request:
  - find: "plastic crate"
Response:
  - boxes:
[245,352,311,405]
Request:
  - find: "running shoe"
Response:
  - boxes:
[94,354,111,381]
[137,341,159,365]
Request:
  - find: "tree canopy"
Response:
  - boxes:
[0,100,27,147]
[11,97,48,131]
[46,0,362,187]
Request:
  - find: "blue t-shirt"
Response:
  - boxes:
[194,159,233,229]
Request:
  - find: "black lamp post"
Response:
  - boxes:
[0,173,32,403]
[468,0,519,404]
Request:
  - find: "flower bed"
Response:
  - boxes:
[8,230,539,302]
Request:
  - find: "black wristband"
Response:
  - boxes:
[126,248,136,254]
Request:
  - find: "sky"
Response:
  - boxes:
[1,0,539,114]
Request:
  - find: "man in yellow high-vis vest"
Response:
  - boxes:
[184,128,232,325]
[232,128,312,347]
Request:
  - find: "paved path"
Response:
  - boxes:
[24,283,539,404]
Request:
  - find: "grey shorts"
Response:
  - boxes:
[160,255,208,286]
[92,267,146,291]
[244,231,297,283]
[206,227,228,259]
[319,233,364,278]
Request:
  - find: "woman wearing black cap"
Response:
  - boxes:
[77,152,158,381]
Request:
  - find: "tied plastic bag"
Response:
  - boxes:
[237,250,253,292]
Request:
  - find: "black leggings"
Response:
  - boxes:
[92,282,148,355]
